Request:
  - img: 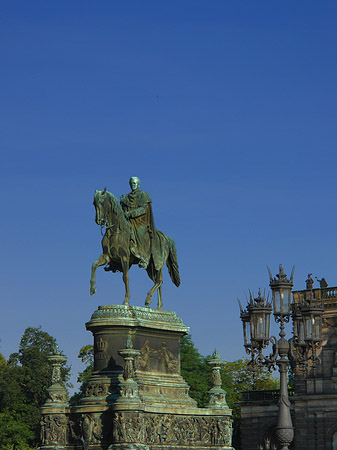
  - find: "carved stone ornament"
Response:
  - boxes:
[207,349,229,408]
[84,382,109,398]
[96,337,108,352]
[208,389,229,409]
[48,354,67,385]
[275,426,294,447]
[118,378,140,400]
[44,351,68,406]
[115,334,142,404]
[47,389,67,403]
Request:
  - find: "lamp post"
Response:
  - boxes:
[238,265,324,450]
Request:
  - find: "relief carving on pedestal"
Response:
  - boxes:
[40,414,68,445]
[112,412,232,446]
[136,341,178,373]
[68,412,113,448]
[81,413,104,450]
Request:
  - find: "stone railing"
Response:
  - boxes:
[293,286,337,303]
[321,287,337,299]
[241,389,294,402]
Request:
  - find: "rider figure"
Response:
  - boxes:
[120,177,156,269]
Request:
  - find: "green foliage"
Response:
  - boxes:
[77,344,94,384]
[221,359,279,416]
[0,352,6,366]
[69,344,94,406]
[0,408,35,450]
[180,336,279,408]
[180,335,212,407]
[0,326,71,449]
[223,359,279,402]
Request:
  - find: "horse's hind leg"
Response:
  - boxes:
[145,268,163,309]
[90,253,109,295]
[157,280,163,309]
[157,273,163,310]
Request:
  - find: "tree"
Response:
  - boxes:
[222,358,279,409]
[180,336,279,409]
[0,352,6,366]
[0,326,71,449]
[77,344,94,385]
[180,335,212,407]
[69,344,94,406]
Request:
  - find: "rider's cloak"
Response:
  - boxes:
[120,189,165,271]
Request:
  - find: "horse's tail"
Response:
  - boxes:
[166,236,180,287]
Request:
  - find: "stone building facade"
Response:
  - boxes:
[240,285,337,450]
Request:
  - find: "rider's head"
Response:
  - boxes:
[129,177,140,192]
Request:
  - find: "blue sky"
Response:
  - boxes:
[1,1,337,391]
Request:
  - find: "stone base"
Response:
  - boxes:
[40,305,233,449]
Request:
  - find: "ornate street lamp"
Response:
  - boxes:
[239,289,272,361]
[238,265,324,450]
[291,292,324,373]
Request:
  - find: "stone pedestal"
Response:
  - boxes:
[81,305,197,413]
[41,305,234,449]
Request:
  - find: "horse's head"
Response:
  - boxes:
[93,187,129,233]
[93,187,109,226]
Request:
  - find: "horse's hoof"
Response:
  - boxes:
[123,301,129,306]
[90,287,97,296]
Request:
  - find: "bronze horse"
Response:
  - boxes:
[90,188,180,309]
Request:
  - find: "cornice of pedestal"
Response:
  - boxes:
[86,305,190,333]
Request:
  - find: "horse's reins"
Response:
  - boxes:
[100,207,123,237]
[100,221,118,236]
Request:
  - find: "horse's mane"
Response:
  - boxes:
[106,191,129,226]
[104,191,130,232]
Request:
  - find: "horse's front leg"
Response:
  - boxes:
[90,253,109,295]
[121,259,130,306]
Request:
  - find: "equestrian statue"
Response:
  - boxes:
[90,177,180,309]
